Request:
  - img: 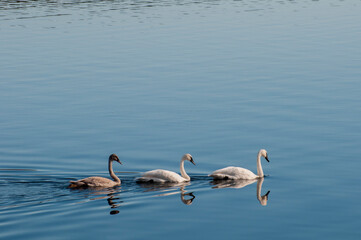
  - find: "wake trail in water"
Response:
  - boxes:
[0,169,263,216]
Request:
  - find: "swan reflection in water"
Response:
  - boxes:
[180,188,196,205]
[71,188,123,215]
[137,182,196,205]
[107,194,122,215]
[211,177,270,206]
[91,189,123,215]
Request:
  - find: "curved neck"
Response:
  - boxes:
[108,160,120,183]
[256,151,264,177]
[256,177,269,206]
[180,160,190,181]
[180,193,194,205]
[180,188,187,204]
[256,178,264,200]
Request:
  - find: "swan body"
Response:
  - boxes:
[210,167,259,180]
[137,169,187,183]
[209,149,269,180]
[68,154,122,188]
[136,154,195,183]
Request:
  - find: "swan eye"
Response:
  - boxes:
[109,154,120,162]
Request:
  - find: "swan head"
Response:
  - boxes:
[259,149,269,162]
[181,192,196,205]
[182,153,195,165]
[109,154,122,164]
[259,190,270,206]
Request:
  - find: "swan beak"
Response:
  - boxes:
[265,155,269,162]
[265,190,270,197]
[190,158,196,165]
[117,159,122,164]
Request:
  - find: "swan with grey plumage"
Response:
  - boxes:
[68,154,122,188]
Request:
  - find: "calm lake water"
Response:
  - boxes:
[1,0,361,239]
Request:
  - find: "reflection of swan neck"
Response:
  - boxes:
[109,159,120,183]
[180,159,190,181]
[257,178,264,199]
[256,151,264,177]
[180,187,195,205]
[257,178,269,206]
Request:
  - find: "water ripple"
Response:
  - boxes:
[0,170,258,214]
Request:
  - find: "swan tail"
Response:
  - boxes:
[68,180,87,188]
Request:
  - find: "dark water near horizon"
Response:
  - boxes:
[1,0,361,239]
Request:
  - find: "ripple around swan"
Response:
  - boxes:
[1,0,361,239]
[0,169,270,217]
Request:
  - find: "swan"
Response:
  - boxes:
[68,154,122,188]
[209,149,269,180]
[136,154,195,183]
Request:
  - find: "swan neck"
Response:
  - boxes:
[108,160,120,183]
[256,151,264,177]
[256,178,264,200]
[180,160,190,181]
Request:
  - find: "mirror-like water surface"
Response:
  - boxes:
[1,0,361,239]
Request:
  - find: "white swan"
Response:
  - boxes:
[136,154,195,183]
[68,154,122,188]
[209,149,269,180]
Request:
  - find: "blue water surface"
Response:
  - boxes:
[1,0,361,239]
